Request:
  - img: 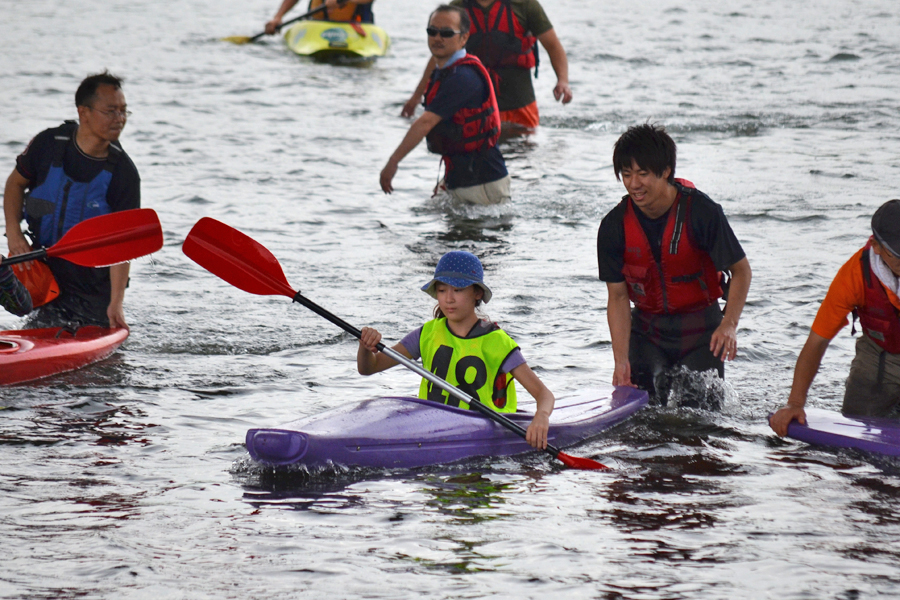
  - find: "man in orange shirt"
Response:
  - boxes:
[771,200,900,436]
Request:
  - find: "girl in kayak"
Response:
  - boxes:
[357,250,555,449]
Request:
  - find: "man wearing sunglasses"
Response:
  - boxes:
[771,200,900,435]
[401,0,571,131]
[381,5,510,205]
[3,71,141,329]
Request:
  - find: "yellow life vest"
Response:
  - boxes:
[418,318,519,413]
[309,0,361,22]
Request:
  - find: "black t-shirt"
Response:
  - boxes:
[597,186,746,283]
[15,122,141,323]
[425,61,508,189]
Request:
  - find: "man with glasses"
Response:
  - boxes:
[381,5,510,204]
[771,200,900,434]
[3,71,141,329]
[402,0,571,131]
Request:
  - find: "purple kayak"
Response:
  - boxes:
[777,408,900,457]
[246,385,648,469]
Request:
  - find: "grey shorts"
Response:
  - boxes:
[447,175,511,205]
[842,334,900,417]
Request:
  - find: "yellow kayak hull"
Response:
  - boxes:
[283,21,390,59]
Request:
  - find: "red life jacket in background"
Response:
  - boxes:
[308,0,369,22]
[622,180,723,314]
[424,54,501,156]
[464,0,537,71]
[856,239,900,353]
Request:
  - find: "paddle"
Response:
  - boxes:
[1,209,164,268]
[222,4,330,45]
[182,217,609,470]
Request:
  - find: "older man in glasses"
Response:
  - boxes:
[380,4,510,205]
[3,71,141,329]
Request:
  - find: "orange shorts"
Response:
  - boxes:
[499,101,539,129]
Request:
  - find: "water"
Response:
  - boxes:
[2,0,900,597]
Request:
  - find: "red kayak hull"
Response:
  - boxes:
[0,326,129,385]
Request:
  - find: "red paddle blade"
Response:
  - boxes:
[556,451,609,470]
[47,208,163,267]
[182,217,296,298]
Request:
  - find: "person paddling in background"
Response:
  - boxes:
[381,5,510,205]
[771,201,900,435]
[597,124,752,406]
[265,0,375,33]
[401,0,572,131]
[3,71,141,329]
[357,251,555,449]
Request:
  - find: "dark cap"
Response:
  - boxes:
[872,199,900,257]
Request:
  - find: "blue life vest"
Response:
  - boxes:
[24,122,120,248]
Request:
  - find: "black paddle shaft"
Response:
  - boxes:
[251,3,330,41]
[291,291,565,459]
[0,248,48,267]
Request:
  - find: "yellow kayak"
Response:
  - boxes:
[283,20,390,60]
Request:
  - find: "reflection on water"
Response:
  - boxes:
[420,472,512,524]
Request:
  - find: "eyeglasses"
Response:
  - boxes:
[86,106,132,120]
[426,27,461,38]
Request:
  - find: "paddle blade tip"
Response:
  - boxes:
[221,36,252,44]
[557,451,610,470]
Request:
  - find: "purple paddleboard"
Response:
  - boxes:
[247,385,648,469]
[774,408,900,457]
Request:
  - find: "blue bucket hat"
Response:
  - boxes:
[421,251,493,303]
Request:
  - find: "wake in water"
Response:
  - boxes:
[654,365,738,412]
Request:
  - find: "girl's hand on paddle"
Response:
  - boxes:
[526,410,551,449]
[769,405,806,437]
[359,327,382,353]
[711,320,738,361]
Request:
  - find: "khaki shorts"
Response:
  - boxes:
[842,334,900,417]
[447,175,511,205]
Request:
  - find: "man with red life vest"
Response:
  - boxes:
[3,71,141,329]
[380,5,510,205]
[401,0,571,131]
[771,200,900,435]
[265,0,375,33]
[597,124,752,406]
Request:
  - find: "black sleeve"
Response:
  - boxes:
[15,128,56,186]
[107,151,141,212]
[597,201,627,283]
[689,192,746,272]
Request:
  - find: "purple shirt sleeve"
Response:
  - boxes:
[500,348,525,374]
[399,327,423,360]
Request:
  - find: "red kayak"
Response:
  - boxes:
[0,326,129,385]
